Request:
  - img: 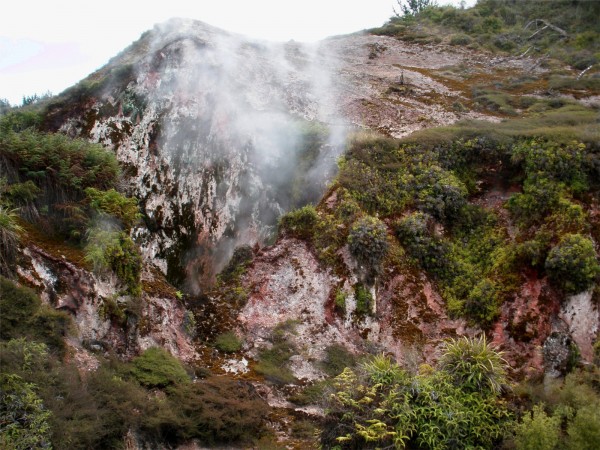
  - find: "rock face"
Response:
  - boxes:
[236,236,471,380]
[46,18,509,291]
[39,18,596,379]
[17,243,197,367]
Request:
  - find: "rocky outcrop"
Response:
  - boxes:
[16,243,197,368]
[236,237,472,380]
[46,18,516,291]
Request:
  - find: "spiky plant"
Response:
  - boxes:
[439,335,507,395]
[0,206,23,275]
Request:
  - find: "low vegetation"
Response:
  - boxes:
[322,338,511,449]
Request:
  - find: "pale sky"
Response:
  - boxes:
[0,0,475,105]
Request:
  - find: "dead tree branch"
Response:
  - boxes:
[525,19,568,40]
[577,65,594,80]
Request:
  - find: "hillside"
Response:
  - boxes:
[1,1,600,449]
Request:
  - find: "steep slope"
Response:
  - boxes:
[42,18,510,291]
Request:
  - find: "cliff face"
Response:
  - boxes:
[45,18,507,291]
[38,18,598,378]
[16,238,197,369]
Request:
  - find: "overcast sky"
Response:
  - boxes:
[0,0,475,105]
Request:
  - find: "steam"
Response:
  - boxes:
[132,18,348,291]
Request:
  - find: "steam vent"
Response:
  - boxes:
[2,3,600,448]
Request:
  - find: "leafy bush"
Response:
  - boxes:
[348,216,389,274]
[439,335,507,395]
[129,347,189,388]
[214,331,242,353]
[334,289,347,313]
[85,187,140,231]
[0,130,119,194]
[514,404,560,450]
[449,34,472,45]
[395,212,451,276]
[255,322,298,385]
[278,205,318,239]
[322,351,511,449]
[143,377,268,446]
[0,373,52,450]
[464,278,500,327]
[354,284,373,316]
[0,277,70,352]
[545,234,600,294]
[0,207,23,276]
[85,226,142,296]
[321,344,356,377]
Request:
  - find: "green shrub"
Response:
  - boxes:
[545,234,600,294]
[84,226,142,296]
[0,277,70,353]
[0,206,23,276]
[514,404,561,450]
[255,322,297,385]
[214,331,242,353]
[354,284,373,316]
[143,376,268,446]
[567,404,600,449]
[464,278,500,327]
[85,187,140,231]
[278,205,318,239]
[334,289,347,313]
[0,130,119,193]
[129,347,189,388]
[0,373,52,450]
[439,335,507,395]
[395,212,452,276]
[322,353,511,449]
[322,344,356,377]
[450,34,472,45]
[348,216,389,274]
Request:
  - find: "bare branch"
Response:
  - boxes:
[525,19,568,40]
[577,65,594,80]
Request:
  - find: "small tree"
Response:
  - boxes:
[348,216,389,275]
[394,0,437,17]
[545,234,600,294]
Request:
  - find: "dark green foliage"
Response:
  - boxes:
[2,180,41,206]
[354,284,373,316]
[0,207,23,276]
[396,212,451,276]
[129,347,189,388]
[85,227,142,296]
[334,288,347,313]
[439,335,507,395]
[0,373,52,449]
[513,367,600,449]
[321,344,356,377]
[0,110,43,133]
[214,331,242,353]
[348,216,389,274]
[0,277,70,353]
[0,129,119,193]
[464,279,500,326]
[85,187,140,231]
[143,377,268,446]
[545,234,600,294]
[255,322,298,385]
[514,404,560,450]
[322,347,511,449]
[278,204,318,239]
